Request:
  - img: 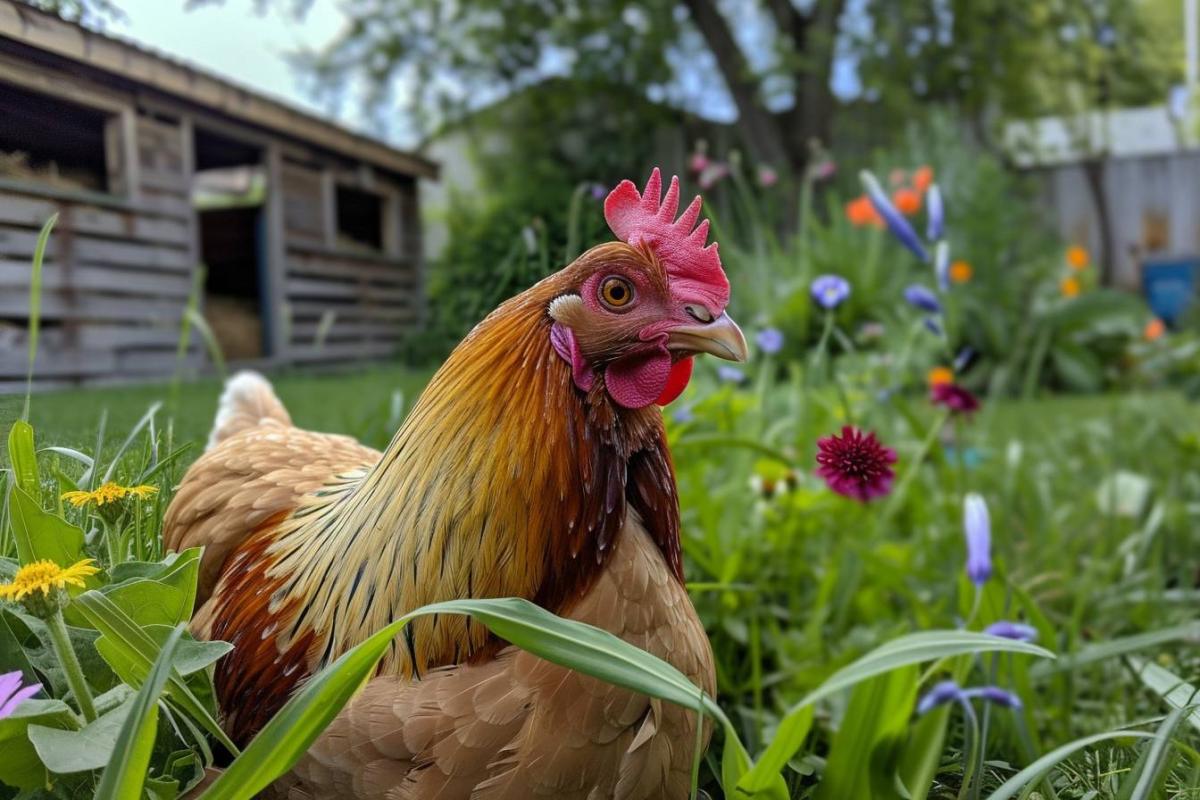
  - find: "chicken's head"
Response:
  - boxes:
[548,168,747,410]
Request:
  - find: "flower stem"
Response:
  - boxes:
[46,608,97,722]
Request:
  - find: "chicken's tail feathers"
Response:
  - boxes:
[207,371,292,450]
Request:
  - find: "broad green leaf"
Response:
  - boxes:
[736,706,812,796]
[7,419,39,496]
[8,485,85,568]
[1121,702,1188,800]
[201,597,726,800]
[755,631,1054,781]
[103,579,188,628]
[985,730,1156,800]
[1127,657,1200,734]
[0,698,77,789]
[73,590,239,755]
[1031,622,1200,679]
[816,666,918,800]
[413,598,725,721]
[29,696,134,774]
[96,624,185,800]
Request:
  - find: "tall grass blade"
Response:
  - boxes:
[100,403,162,484]
[94,624,184,800]
[22,214,56,421]
[985,730,1156,800]
[185,308,228,380]
[1127,657,1200,734]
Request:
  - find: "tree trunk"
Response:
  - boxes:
[1082,157,1115,285]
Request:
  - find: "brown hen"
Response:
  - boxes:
[164,170,747,798]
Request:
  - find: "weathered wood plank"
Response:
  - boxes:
[284,340,399,363]
[285,252,417,285]
[284,276,413,303]
[0,193,191,245]
[0,347,117,378]
[0,292,184,324]
[288,301,417,323]
[0,260,192,298]
[0,178,191,222]
[3,324,183,351]
[291,320,403,341]
[0,226,192,271]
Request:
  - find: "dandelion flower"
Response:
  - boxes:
[815,426,897,502]
[1060,276,1081,298]
[62,482,157,508]
[1066,245,1089,270]
[0,671,39,719]
[949,260,973,284]
[0,559,98,602]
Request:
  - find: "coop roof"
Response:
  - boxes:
[0,0,437,180]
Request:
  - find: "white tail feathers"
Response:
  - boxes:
[207,371,292,450]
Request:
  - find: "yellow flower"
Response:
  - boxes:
[1060,276,1081,298]
[1066,245,1089,271]
[927,366,954,387]
[0,559,98,602]
[62,482,157,508]
[949,260,973,284]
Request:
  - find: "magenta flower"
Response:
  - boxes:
[0,671,39,719]
[815,426,898,502]
[931,382,981,414]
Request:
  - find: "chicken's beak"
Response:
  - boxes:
[667,313,748,362]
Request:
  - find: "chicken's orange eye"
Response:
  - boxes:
[599,276,635,309]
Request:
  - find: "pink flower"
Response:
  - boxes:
[815,426,898,502]
[689,151,710,174]
[931,382,981,415]
[757,165,779,187]
[698,162,730,190]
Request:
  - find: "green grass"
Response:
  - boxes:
[1,364,436,455]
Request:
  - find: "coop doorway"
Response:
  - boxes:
[192,128,269,361]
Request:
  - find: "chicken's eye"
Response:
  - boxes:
[599,276,635,310]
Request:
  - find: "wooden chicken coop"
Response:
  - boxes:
[0,1,437,389]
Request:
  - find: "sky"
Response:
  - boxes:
[111,1,361,128]
[106,0,862,146]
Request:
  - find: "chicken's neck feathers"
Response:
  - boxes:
[258,281,681,678]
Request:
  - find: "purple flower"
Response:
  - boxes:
[811,274,851,310]
[954,347,975,371]
[756,328,784,354]
[964,493,992,585]
[916,681,962,715]
[984,621,1038,642]
[917,680,1022,715]
[961,686,1023,709]
[815,426,898,502]
[934,242,950,291]
[932,382,981,414]
[588,183,606,200]
[923,317,944,336]
[717,366,746,384]
[671,404,695,424]
[904,284,941,314]
[926,184,944,241]
[861,171,929,261]
[0,671,39,719]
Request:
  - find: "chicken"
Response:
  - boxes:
[163,169,747,799]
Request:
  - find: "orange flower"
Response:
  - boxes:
[1144,318,1166,341]
[927,366,954,387]
[949,260,973,284]
[845,195,883,228]
[892,188,922,216]
[913,165,934,192]
[1066,245,1089,271]
[1060,276,1081,298]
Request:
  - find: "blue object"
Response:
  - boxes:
[1142,258,1197,325]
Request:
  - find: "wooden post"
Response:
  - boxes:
[320,168,337,248]
[120,108,141,203]
[264,144,289,360]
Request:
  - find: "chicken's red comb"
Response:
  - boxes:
[604,168,730,311]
